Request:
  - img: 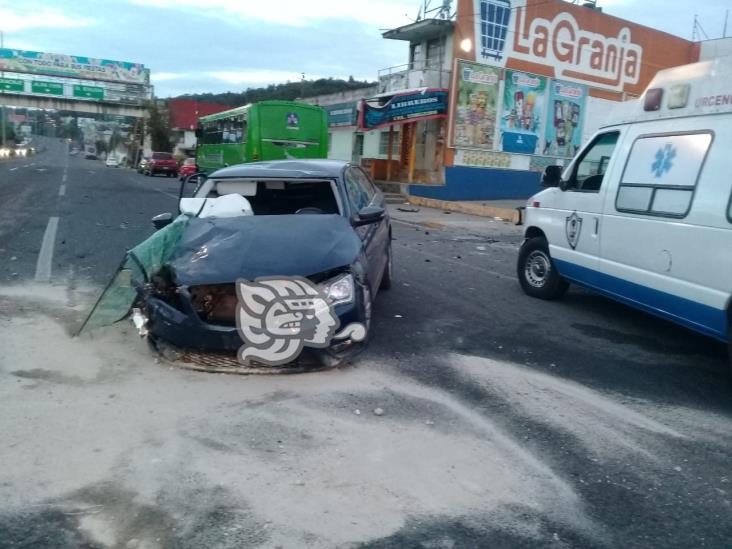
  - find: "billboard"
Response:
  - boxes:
[451,60,500,149]
[359,89,448,130]
[543,80,587,158]
[324,102,358,127]
[0,48,147,85]
[462,0,698,96]
[499,70,547,154]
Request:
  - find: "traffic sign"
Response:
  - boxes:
[73,84,104,100]
[31,81,64,95]
[0,77,24,92]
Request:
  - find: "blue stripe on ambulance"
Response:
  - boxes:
[554,259,728,342]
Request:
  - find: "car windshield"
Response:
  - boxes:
[190,178,340,215]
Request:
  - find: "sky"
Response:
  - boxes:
[0,0,730,98]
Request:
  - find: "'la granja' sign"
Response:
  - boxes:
[474,0,644,93]
[513,11,643,92]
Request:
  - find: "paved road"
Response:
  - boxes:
[0,139,730,549]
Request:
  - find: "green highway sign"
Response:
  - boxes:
[73,84,104,100]
[0,77,24,92]
[31,81,64,95]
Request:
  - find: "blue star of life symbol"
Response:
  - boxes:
[651,144,676,178]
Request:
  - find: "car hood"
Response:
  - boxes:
[168,214,362,286]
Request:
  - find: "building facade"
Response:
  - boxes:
[167,98,230,157]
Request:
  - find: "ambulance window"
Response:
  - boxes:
[570,132,619,193]
[616,132,713,218]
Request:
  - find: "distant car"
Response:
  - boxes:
[84,152,97,160]
[178,157,197,180]
[69,148,80,156]
[106,156,119,168]
[138,157,150,173]
[145,152,178,177]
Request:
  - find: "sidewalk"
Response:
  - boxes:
[400,195,525,224]
[387,202,524,239]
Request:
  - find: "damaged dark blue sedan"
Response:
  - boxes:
[102,160,392,370]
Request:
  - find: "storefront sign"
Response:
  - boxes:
[325,102,357,127]
[468,0,689,95]
[451,60,500,149]
[0,77,24,92]
[499,70,547,154]
[543,80,586,157]
[359,89,448,130]
[30,80,64,96]
[73,84,105,99]
[0,48,147,85]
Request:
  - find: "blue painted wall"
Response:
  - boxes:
[409,166,541,201]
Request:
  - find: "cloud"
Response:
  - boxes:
[0,6,95,32]
[127,0,417,28]
[151,72,189,82]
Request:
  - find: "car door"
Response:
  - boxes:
[343,166,386,293]
[545,130,623,286]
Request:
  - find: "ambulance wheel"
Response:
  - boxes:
[517,236,569,300]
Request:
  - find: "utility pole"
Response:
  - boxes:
[1,29,6,148]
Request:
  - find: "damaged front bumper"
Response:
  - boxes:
[144,281,370,368]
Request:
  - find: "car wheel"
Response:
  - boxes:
[517,236,569,300]
[379,241,393,290]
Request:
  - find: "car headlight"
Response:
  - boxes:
[319,273,354,307]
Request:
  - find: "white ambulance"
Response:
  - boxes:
[517,56,732,368]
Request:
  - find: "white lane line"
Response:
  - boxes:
[34,216,60,283]
[59,184,66,196]
[9,167,18,171]
[155,188,179,200]
[62,173,67,183]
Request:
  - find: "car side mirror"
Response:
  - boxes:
[352,206,385,226]
[542,165,562,188]
[151,212,173,230]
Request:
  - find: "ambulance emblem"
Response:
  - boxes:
[565,212,582,249]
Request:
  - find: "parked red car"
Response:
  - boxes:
[145,152,178,177]
[178,157,197,180]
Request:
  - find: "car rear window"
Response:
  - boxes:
[153,153,173,160]
[184,158,196,165]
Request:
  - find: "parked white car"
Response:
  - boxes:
[518,56,732,369]
[105,155,119,168]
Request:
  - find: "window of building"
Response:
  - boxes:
[378,130,400,156]
[615,132,713,218]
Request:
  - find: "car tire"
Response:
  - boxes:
[517,236,569,300]
[379,241,393,290]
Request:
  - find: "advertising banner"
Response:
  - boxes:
[499,70,547,154]
[464,0,697,97]
[360,89,448,130]
[543,80,587,158]
[324,102,357,127]
[451,60,500,149]
[0,48,147,85]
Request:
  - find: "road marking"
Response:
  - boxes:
[62,173,67,183]
[59,184,66,196]
[9,167,18,171]
[34,216,59,283]
[155,188,179,200]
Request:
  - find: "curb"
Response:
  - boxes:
[405,195,522,224]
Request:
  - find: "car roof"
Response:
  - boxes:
[209,159,350,179]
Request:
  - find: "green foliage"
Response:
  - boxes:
[146,101,172,152]
[176,77,376,107]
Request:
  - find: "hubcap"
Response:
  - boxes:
[524,250,551,288]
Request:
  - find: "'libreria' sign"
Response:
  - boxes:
[359,89,448,130]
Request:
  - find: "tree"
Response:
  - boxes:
[146,101,172,152]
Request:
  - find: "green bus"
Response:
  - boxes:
[195,100,328,173]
